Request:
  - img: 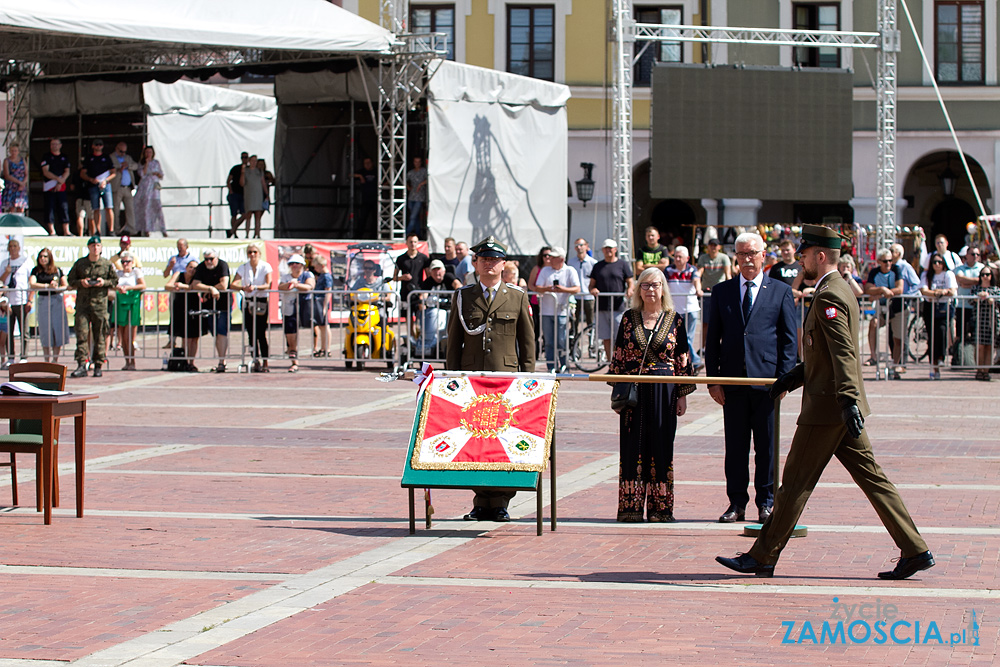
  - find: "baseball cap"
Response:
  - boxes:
[120,235,131,245]
[429,259,445,270]
[288,254,306,265]
[549,246,566,258]
[602,239,617,249]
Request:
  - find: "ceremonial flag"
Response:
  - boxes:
[410,375,557,472]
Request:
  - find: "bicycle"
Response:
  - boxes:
[570,322,608,372]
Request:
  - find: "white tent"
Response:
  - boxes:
[144,81,277,236]
[0,0,392,56]
[426,61,570,255]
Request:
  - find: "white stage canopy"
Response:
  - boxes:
[0,0,393,64]
[426,60,570,256]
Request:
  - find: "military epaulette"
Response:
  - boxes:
[504,283,525,292]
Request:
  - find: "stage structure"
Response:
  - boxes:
[610,0,895,256]
[0,0,446,241]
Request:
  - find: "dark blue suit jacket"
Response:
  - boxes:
[705,274,797,388]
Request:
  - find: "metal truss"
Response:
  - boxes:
[876,1,900,251]
[611,0,635,259]
[3,81,32,151]
[0,34,389,83]
[376,30,448,241]
[634,23,880,49]
[613,3,897,253]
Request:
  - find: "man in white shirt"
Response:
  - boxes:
[534,246,580,372]
[663,245,704,369]
[920,233,961,271]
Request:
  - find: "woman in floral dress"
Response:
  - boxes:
[609,267,696,522]
[135,145,166,236]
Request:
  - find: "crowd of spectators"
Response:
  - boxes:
[2,139,167,238]
[1,226,999,378]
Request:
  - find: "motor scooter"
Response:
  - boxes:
[345,280,395,370]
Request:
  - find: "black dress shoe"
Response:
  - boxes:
[463,507,488,521]
[758,505,772,523]
[716,553,774,578]
[878,551,935,580]
[70,364,88,378]
[493,508,510,522]
[718,506,745,523]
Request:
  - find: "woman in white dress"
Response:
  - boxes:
[135,145,166,237]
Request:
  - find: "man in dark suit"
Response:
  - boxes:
[447,236,536,521]
[716,225,933,579]
[705,232,797,524]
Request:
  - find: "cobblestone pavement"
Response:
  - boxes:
[0,361,997,666]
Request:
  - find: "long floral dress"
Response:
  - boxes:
[135,159,165,234]
[2,157,28,211]
[609,308,695,522]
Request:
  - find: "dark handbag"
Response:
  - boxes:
[610,381,638,413]
[610,312,664,414]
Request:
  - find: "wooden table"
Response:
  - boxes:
[0,393,98,524]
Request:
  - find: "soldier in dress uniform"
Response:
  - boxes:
[68,235,118,378]
[447,236,535,521]
[717,225,934,580]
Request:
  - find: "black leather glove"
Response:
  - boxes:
[841,402,865,439]
[769,363,804,400]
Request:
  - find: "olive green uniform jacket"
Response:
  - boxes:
[446,283,535,372]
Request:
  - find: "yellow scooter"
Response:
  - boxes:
[345,283,395,370]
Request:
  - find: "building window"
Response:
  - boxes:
[507,5,555,81]
[411,5,456,61]
[936,1,984,84]
[634,7,683,87]
[793,3,840,68]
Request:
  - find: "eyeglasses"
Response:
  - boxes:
[878,260,891,264]
[541,254,552,259]
[248,250,259,255]
[575,243,587,248]
[981,272,993,277]
[932,260,944,265]
[639,282,662,291]
[122,259,133,264]
[735,251,761,259]
[205,256,217,261]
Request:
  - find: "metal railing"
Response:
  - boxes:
[2,284,997,379]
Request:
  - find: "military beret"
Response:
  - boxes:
[87,234,101,246]
[797,225,845,252]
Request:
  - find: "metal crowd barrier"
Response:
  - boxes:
[863,292,1000,380]
[5,282,993,379]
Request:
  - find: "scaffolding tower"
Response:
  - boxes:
[377,0,447,241]
[612,0,898,257]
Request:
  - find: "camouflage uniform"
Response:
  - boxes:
[67,255,119,365]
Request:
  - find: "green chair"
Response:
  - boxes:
[0,362,67,511]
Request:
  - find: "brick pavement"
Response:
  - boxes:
[0,365,996,666]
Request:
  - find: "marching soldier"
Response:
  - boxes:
[68,235,118,378]
[446,236,535,521]
[716,225,933,580]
